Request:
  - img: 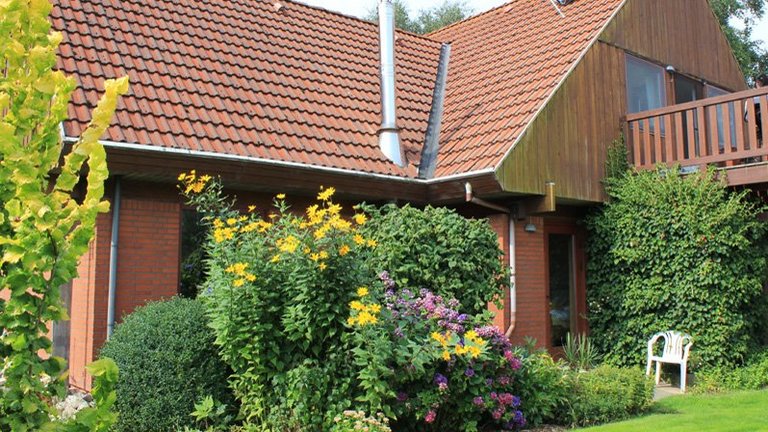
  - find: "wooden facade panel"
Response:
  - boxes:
[496,0,747,204]
[601,0,746,92]
[496,42,626,203]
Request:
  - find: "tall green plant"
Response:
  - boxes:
[0,1,128,430]
[587,166,768,369]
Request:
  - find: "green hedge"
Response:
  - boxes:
[360,204,506,315]
[694,349,768,393]
[587,166,768,369]
[567,366,654,427]
[100,297,234,432]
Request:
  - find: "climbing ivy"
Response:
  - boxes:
[0,1,128,430]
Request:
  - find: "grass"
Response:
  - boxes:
[576,390,768,431]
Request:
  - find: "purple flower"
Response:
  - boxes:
[457,313,468,322]
[485,378,494,387]
[514,410,526,427]
[394,327,404,338]
[396,391,409,402]
[425,410,437,423]
[434,373,448,386]
[510,357,522,370]
[465,368,475,377]
[473,396,484,407]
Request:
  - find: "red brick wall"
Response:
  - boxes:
[487,213,511,332]
[509,217,549,348]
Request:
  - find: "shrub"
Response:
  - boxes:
[349,274,527,432]
[566,366,654,427]
[588,166,768,369]
[360,204,506,315]
[511,342,571,427]
[99,297,233,432]
[694,349,768,393]
[181,176,373,429]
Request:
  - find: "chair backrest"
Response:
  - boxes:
[650,331,693,360]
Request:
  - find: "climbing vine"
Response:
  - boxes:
[0,1,128,430]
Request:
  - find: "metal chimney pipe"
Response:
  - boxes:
[378,0,406,167]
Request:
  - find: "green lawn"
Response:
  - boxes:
[576,390,768,432]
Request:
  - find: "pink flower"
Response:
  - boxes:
[425,410,437,423]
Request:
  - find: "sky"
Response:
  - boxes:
[296,0,768,47]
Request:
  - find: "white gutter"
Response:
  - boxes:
[62,136,495,185]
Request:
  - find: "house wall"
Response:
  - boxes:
[496,0,747,204]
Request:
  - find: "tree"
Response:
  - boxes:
[710,0,768,79]
[366,0,471,35]
[0,0,127,430]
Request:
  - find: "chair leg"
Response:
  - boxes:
[646,358,652,376]
[681,363,687,393]
[655,361,661,385]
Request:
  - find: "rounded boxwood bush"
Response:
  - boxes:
[100,297,233,432]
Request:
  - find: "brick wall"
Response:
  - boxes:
[509,217,549,348]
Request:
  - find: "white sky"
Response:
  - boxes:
[296,0,768,47]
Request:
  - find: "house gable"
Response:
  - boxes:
[495,0,747,204]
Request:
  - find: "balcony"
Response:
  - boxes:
[626,87,768,186]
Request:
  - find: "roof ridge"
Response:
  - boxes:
[279,0,444,46]
[426,0,515,40]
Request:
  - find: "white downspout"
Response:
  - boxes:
[106,176,121,338]
[505,219,517,338]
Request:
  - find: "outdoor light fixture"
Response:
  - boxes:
[524,223,537,233]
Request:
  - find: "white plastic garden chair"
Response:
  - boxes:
[646,331,693,392]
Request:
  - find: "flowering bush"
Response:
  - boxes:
[330,411,391,432]
[180,173,377,430]
[349,272,526,432]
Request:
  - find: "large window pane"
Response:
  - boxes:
[549,234,574,347]
[626,55,666,114]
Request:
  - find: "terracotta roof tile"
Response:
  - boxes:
[429,0,624,177]
[54,0,442,177]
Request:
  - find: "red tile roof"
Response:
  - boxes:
[53,0,443,177]
[429,0,625,177]
[53,0,626,181]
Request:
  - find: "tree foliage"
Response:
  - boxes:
[0,0,127,430]
[710,0,768,78]
[366,0,470,34]
[587,166,768,370]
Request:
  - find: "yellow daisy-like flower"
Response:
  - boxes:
[349,300,366,311]
[357,287,369,297]
[369,304,381,314]
[276,193,286,200]
[248,205,256,213]
[177,172,187,181]
[366,239,378,248]
[317,186,336,201]
[213,218,223,228]
[338,244,350,256]
[353,214,367,225]
[442,350,451,361]
[225,262,249,276]
[245,273,256,282]
[310,253,321,262]
[271,254,281,263]
[353,234,365,245]
[318,262,327,271]
[233,279,245,287]
[319,251,329,260]
[347,316,357,326]
[468,346,482,359]
[226,218,237,226]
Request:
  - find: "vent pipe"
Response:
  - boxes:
[378,0,406,167]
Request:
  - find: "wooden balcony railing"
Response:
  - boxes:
[626,87,768,172]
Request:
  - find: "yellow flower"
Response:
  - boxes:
[468,346,482,359]
[319,251,329,260]
[366,239,378,248]
[353,214,367,225]
[233,279,245,287]
[347,316,357,326]
[357,287,369,297]
[226,218,237,226]
[199,174,212,183]
[353,234,365,245]
[314,226,328,240]
[213,218,223,228]
[338,244,350,256]
[349,300,366,311]
[442,350,451,361]
[317,186,336,201]
[318,262,327,271]
[271,254,281,263]
[177,172,187,181]
[225,262,248,276]
[276,235,300,253]
[245,273,256,282]
[276,193,286,200]
[248,205,257,213]
[369,304,381,314]
[310,253,321,262]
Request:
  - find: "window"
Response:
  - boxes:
[180,210,207,298]
[626,55,666,114]
[706,85,735,149]
[675,75,703,104]
[549,234,575,347]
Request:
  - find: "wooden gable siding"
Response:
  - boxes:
[495,0,746,204]
[601,0,746,93]
[496,41,625,203]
